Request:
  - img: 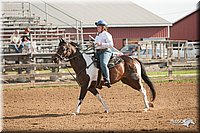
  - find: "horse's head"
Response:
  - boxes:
[53,38,78,63]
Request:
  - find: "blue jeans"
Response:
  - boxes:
[96,49,112,83]
[14,44,24,53]
[10,43,24,74]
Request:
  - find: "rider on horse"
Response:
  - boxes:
[94,19,114,88]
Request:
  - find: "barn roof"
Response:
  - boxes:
[50,0,172,27]
[173,8,200,25]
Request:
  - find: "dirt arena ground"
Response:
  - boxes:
[2,80,199,132]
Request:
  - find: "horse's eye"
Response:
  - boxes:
[58,46,63,50]
[64,47,69,51]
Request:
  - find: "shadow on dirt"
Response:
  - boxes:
[3,110,144,120]
[3,113,70,120]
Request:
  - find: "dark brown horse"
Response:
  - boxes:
[54,39,156,115]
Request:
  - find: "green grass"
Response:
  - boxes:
[152,78,197,83]
[147,69,198,76]
[3,78,197,90]
[172,69,199,75]
[2,68,198,91]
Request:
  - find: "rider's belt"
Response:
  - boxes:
[96,48,108,52]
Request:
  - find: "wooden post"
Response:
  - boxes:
[137,44,140,59]
[159,41,162,59]
[168,58,173,81]
[51,55,59,81]
[178,41,180,60]
[2,58,6,74]
[152,41,155,59]
[167,41,173,81]
[154,42,157,59]
[31,56,37,85]
[76,21,79,44]
[184,42,187,61]
[30,73,35,87]
[22,2,25,17]
[146,42,149,58]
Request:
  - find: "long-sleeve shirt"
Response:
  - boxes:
[95,31,114,49]
[10,34,21,44]
[22,32,32,42]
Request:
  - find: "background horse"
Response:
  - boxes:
[54,39,156,115]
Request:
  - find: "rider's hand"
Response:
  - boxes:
[87,42,93,47]
[96,42,102,46]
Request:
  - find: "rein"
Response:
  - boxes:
[58,46,96,86]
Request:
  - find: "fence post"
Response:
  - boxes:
[51,56,59,81]
[31,56,37,86]
[168,58,173,81]
[184,42,187,61]
[167,41,173,81]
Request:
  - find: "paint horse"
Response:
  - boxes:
[54,39,156,115]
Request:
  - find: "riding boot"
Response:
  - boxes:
[104,80,111,88]
[103,78,111,88]
[96,70,102,89]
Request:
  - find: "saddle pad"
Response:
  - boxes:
[92,55,123,69]
[108,56,123,68]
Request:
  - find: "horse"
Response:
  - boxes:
[54,39,156,115]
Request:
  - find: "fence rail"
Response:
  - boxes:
[1,40,199,84]
[1,54,198,84]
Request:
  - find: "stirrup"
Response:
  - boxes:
[96,84,103,89]
[104,81,111,88]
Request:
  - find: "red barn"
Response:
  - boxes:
[83,26,170,49]
[1,0,173,49]
[170,9,200,42]
[51,0,172,49]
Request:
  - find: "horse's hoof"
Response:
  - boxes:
[104,110,109,113]
[72,112,77,115]
[148,103,154,108]
[143,108,148,112]
[97,85,103,89]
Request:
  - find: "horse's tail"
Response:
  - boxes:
[135,58,156,102]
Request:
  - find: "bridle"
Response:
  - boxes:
[55,48,82,62]
[55,43,96,86]
[55,46,68,61]
[55,43,95,62]
[56,53,65,61]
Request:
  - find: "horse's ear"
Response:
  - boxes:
[59,39,62,46]
[61,38,65,43]
[59,38,65,46]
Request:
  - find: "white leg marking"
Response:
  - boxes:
[82,54,99,89]
[135,61,149,111]
[96,94,109,113]
[75,100,82,114]
[140,85,150,111]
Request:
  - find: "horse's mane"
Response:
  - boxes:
[69,41,78,47]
